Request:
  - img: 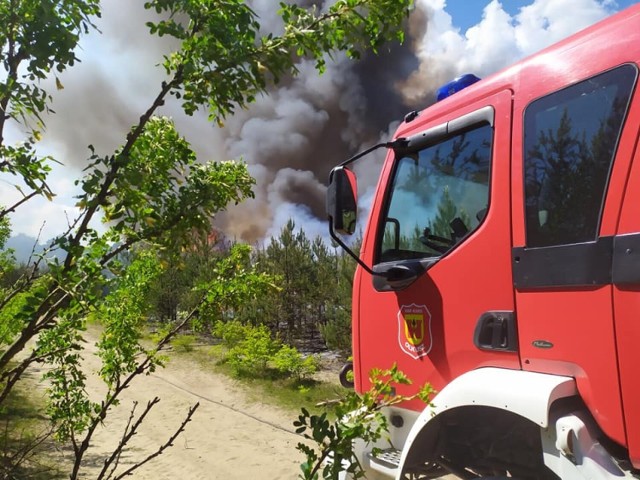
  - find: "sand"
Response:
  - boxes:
[29,333,309,480]
[26,332,453,480]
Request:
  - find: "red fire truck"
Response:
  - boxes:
[327,4,640,479]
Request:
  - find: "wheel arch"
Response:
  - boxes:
[397,367,577,477]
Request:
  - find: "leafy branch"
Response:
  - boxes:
[295,365,434,480]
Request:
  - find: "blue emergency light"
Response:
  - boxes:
[436,74,481,101]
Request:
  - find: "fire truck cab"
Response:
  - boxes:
[327,4,640,479]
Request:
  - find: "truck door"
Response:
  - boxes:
[511,64,638,449]
[353,89,519,404]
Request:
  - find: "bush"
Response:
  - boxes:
[226,324,279,376]
[172,334,196,352]
[213,321,319,380]
[273,345,319,381]
[213,320,247,349]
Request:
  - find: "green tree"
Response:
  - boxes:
[252,220,345,346]
[144,228,235,326]
[0,0,412,476]
[246,221,358,355]
[319,242,358,356]
[148,249,192,324]
[252,220,316,340]
[0,215,15,291]
[195,242,279,330]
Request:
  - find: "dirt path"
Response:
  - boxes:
[32,333,308,479]
[25,332,455,480]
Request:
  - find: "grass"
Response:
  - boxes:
[0,374,65,479]
[240,373,345,414]
[170,333,197,352]
[173,342,349,415]
[133,323,350,414]
[139,323,351,416]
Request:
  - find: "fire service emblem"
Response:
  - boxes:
[397,304,432,359]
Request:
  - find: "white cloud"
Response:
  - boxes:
[401,0,617,103]
[514,0,613,55]
[0,191,79,241]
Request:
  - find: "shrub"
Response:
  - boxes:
[273,345,319,381]
[213,321,318,380]
[226,324,279,376]
[172,334,196,352]
[213,320,247,349]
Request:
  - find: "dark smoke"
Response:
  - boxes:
[216,2,431,242]
[6,0,621,241]
[38,0,433,244]
[42,1,181,164]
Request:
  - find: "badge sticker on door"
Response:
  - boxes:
[398,304,432,359]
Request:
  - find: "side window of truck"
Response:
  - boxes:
[523,64,638,248]
[378,122,493,263]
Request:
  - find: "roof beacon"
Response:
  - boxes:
[436,73,481,101]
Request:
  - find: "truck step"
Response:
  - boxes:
[369,449,448,479]
[368,447,401,473]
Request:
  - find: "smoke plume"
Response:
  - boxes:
[12,0,619,242]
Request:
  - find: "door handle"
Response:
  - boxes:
[473,311,517,352]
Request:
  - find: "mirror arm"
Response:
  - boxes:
[329,221,385,278]
[338,138,408,168]
[329,137,408,278]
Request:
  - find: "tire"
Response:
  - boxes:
[339,362,354,388]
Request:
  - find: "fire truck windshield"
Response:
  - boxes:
[377,123,493,263]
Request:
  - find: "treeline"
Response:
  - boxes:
[132,219,356,356]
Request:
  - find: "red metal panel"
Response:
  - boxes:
[508,6,640,449]
[353,89,518,406]
[612,287,640,468]
[349,1,640,459]
[515,288,625,445]
[613,100,640,467]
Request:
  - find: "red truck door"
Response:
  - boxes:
[353,88,520,404]
[511,64,638,450]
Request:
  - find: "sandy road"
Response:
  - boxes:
[27,333,455,480]
[30,335,309,480]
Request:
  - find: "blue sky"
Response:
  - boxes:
[447,0,533,30]
[445,0,637,32]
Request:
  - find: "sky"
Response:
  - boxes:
[446,0,634,31]
[1,0,638,245]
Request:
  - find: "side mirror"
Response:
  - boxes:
[327,166,358,236]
